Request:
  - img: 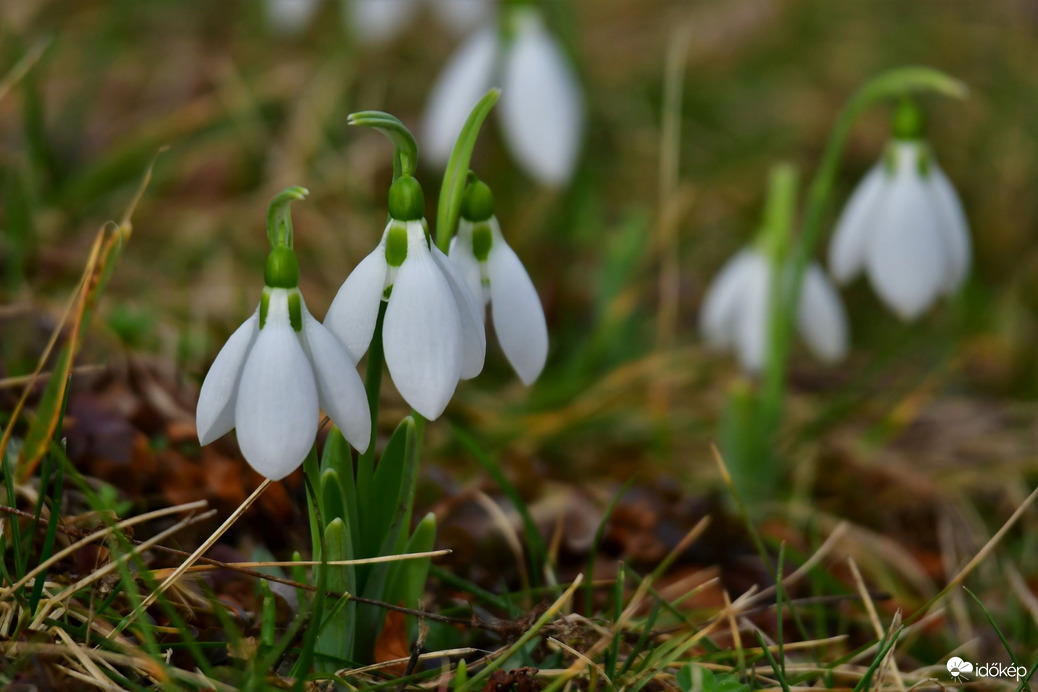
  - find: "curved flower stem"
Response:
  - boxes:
[347,111,419,181]
[756,67,966,476]
[266,186,308,249]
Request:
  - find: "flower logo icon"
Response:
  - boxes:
[947,657,974,679]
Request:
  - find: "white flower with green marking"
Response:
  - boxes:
[828,103,971,321]
[448,178,547,385]
[700,248,848,373]
[324,175,485,420]
[197,247,371,480]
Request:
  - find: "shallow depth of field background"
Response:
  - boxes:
[3,0,1038,662]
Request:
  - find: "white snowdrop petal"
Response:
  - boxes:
[797,264,849,363]
[499,11,584,186]
[235,295,319,480]
[733,254,770,373]
[197,312,260,445]
[421,28,498,166]
[928,165,972,292]
[266,0,322,34]
[345,0,416,42]
[865,167,947,321]
[486,228,548,385]
[324,245,389,362]
[430,0,492,34]
[432,245,486,380]
[448,226,487,306]
[383,243,463,419]
[300,307,371,453]
[699,250,754,349]
[829,165,886,284]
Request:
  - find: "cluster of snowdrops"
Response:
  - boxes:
[195,168,546,480]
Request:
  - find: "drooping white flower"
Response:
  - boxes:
[422,5,584,186]
[324,175,485,419]
[448,179,547,384]
[700,248,848,373]
[197,249,371,480]
[828,137,971,321]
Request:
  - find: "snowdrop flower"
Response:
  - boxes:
[828,102,971,320]
[700,248,848,373]
[197,190,370,480]
[422,5,584,186]
[324,174,486,419]
[344,0,490,42]
[449,178,547,384]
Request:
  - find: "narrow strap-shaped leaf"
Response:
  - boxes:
[435,89,499,253]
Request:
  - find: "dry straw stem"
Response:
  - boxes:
[2,151,160,483]
[460,573,585,690]
[742,522,849,608]
[474,490,531,595]
[29,507,217,629]
[0,364,106,390]
[0,502,487,630]
[335,647,481,678]
[559,516,713,679]
[847,556,906,692]
[547,636,614,690]
[0,500,208,600]
[907,481,1038,626]
[145,549,453,577]
[111,477,272,636]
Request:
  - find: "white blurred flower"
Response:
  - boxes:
[828,140,971,321]
[344,0,490,42]
[422,6,584,186]
[324,177,485,419]
[448,180,547,384]
[265,0,323,35]
[197,279,371,480]
[700,248,848,373]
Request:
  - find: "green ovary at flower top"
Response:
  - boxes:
[323,173,486,421]
[828,99,972,321]
[448,175,549,385]
[195,189,370,480]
